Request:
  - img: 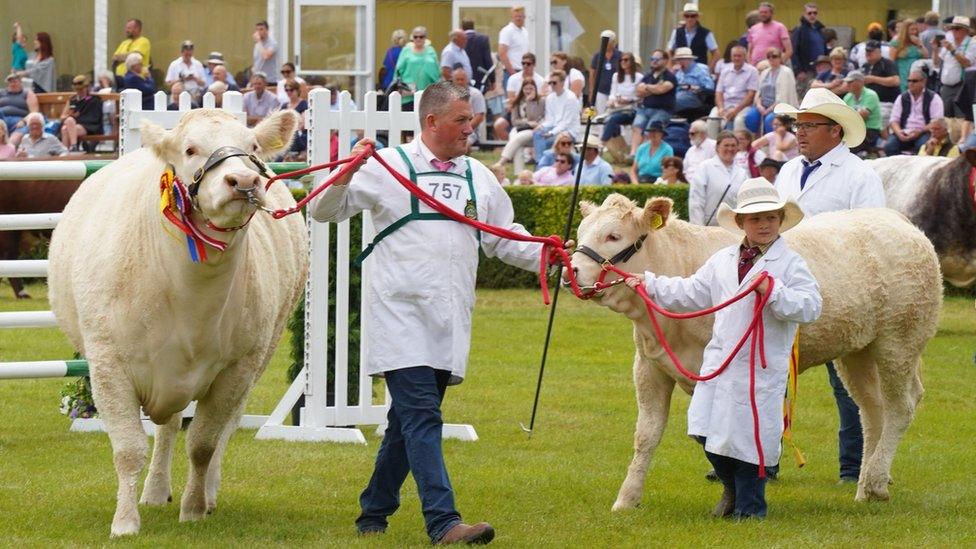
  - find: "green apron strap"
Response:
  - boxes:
[463,159,481,246]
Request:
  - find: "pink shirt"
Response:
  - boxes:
[533,166,574,186]
[0,144,15,160]
[888,91,944,132]
[748,21,790,65]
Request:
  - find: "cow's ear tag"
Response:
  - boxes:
[649,213,663,230]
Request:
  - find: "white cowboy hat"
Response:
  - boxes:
[673,47,696,60]
[576,134,603,152]
[717,177,804,235]
[682,3,700,14]
[773,87,866,147]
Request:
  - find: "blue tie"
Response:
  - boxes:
[800,160,821,191]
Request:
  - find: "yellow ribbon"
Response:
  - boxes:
[782,332,806,467]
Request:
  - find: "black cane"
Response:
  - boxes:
[521,33,611,435]
[704,183,732,226]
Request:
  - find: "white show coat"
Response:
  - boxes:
[643,237,822,465]
[688,156,748,226]
[775,142,886,216]
[310,138,541,384]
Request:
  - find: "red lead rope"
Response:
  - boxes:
[267,147,776,474]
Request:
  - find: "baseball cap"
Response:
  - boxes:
[72,74,89,85]
[843,70,865,82]
[865,40,882,51]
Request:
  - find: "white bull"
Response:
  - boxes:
[48,109,308,537]
[569,194,941,511]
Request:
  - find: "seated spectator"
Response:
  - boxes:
[0,122,15,159]
[862,40,901,126]
[630,50,676,160]
[850,22,891,69]
[673,47,714,118]
[205,52,238,90]
[280,80,307,158]
[537,132,579,169]
[711,45,758,132]
[683,119,716,182]
[751,114,798,161]
[1,74,39,142]
[688,131,746,225]
[734,128,765,176]
[654,156,688,185]
[208,81,228,107]
[243,72,279,127]
[165,40,206,100]
[599,52,640,154]
[489,162,511,186]
[15,112,65,157]
[492,79,544,169]
[516,169,535,185]
[94,70,116,93]
[712,40,738,81]
[275,62,303,104]
[548,51,585,98]
[532,70,581,162]
[885,69,942,156]
[630,121,674,183]
[744,47,797,134]
[496,52,545,140]
[59,74,103,152]
[919,117,960,157]
[533,151,575,186]
[122,52,156,111]
[842,70,882,156]
[577,135,613,185]
[211,65,239,92]
[757,157,784,183]
[810,47,850,95]
[452,68,486,146]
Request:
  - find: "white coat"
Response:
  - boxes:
[688,156,748,226]
[310,138,542,383]
[643,237,822,465]
[776,143,886,216]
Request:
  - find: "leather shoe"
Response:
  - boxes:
[435,522,495,545]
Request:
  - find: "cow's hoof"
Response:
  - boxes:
[611,500,639,512]
[110,517,140,537]
[139,490,172,506]
[854,481,890,502]
[179,505,207,522]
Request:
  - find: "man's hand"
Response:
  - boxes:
[332,138,375,186]
[252,30,261,43]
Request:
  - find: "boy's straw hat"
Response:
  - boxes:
[717,177,804,235]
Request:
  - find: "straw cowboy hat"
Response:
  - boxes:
[717,177,804,235]
[673,47,696,60]
[576,134,603,152]
[946,16,972,30]
[773,87,866,147]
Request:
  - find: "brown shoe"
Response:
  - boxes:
[435,522,495,545]
[711,485,735,518]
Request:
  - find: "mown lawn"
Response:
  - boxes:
[0,281,974,547]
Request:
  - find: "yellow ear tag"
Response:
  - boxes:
[649,213,663,230]
[270,138,284,149]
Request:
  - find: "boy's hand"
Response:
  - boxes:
[751,274,770,295]
[624,273,645,289]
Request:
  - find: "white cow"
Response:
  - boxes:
[868,151,976,288]
[569,194,941,511]
[48,109,308,537]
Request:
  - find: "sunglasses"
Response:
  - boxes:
[684,13,698,17]
[281,69,293,74]
[767,54,781,58]
[807,11,818,15]
[412,35,425,39]
[522,61,534,66]
[907,78,923,83]
[649,57,664,62]
[556,141,572,146]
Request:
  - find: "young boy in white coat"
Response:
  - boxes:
[626,177,822,518]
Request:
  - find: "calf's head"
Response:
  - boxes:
[142,109,299,229]
[568,194,672,290]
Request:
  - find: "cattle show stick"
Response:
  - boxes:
[520,33,612,436]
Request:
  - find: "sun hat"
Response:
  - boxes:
[773,87,866,147]
[682,3,699,14]
[945,16,972,30]
[72,74,89,86]
[673,47,696,60]
[5,73,19,82]
[181,40,194,49]
[576,134,603,152]
[207,51,225,65]
[645,120,667,135]
[716,177,804,235]
[843,69,865,83]
[815,54,831,64]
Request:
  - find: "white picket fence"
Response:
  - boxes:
[1,88,477,443]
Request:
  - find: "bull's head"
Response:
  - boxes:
[142,109,299,230]
[567,194,673,295]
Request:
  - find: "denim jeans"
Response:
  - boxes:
[532,128,557,164]
[632,106,670,131]
[883,131,930,156]
[356,366,461,542]
[826,361,863,479]
[701,443,767,518]
[600,110,636,141]
[675,90,703,113]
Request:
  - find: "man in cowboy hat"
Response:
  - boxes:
[934,16,976,138]
[577,134,614,185]
[627,177,822,519]
[773,87,884,484]
[667,3,718,69]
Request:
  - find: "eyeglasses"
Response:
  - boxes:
[907,78,923,83]
[791,122,836,132]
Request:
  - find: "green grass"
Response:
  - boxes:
[1,281,974,547]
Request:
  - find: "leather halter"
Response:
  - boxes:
[575,234,648,268]
[187,146,273,198]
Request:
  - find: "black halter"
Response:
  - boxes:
[575,234,648,267]
[186,146,273,197]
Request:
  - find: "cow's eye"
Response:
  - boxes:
[606,233,620,242]
[185,147,197,157]
[251,143,259,153]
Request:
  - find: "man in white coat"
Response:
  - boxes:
[310,81,544,545]
[773,87,885,483]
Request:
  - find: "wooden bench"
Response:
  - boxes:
[35,92,120,151]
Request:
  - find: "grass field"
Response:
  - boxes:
[1,281,974,547]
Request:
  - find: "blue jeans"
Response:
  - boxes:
[600,110,636,141]
[356,366,461,542]
[632,106,671,131]
[532,128,557,164]
[702,444,767,518]
[883,131,930,156]
[675,90,704,113]
[743,107,776,135]
[826,361,863,479]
